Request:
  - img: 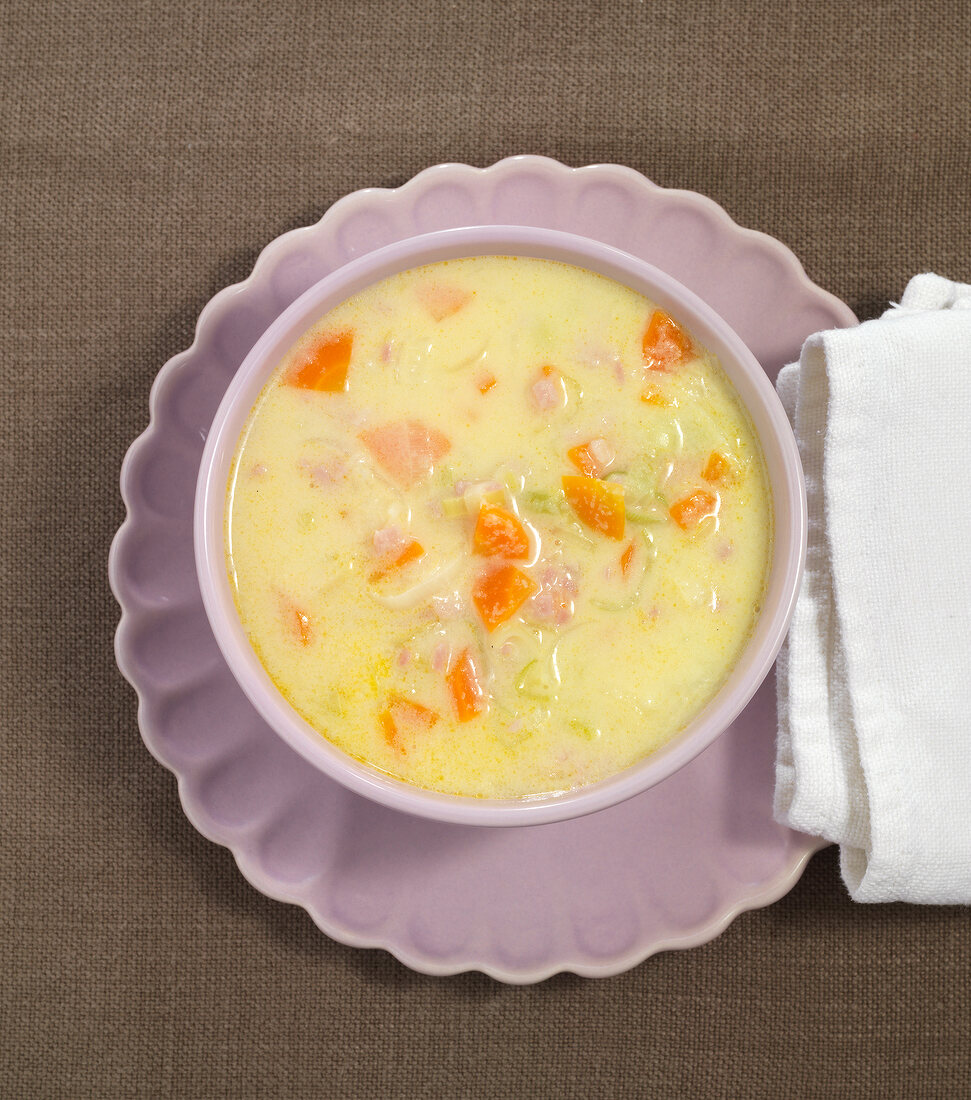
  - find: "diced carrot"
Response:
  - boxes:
[389,693,440,728]
[417,284,473,322]
[640,384,671,407]
[541,364,556,378]
[620,539,637,577]
[473,503,530,559]
[359,419,451,486]
[567,440,602,475]
[561,475,626,540]
[379,709,400,750]
[642,309,691,372]
[670,489,718,531]
[447,648,485,721]
[477,372,497,394]
[279,595,313,646]
[472,563,539,632]
[702,450,733,484]
[380,694,440,752]
[368,538,425,582]
[288,330,353,392]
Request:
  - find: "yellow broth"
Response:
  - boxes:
[226,257,772,798]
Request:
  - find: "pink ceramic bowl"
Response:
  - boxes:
[194,225,806,827]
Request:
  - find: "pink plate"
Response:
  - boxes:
[110,157,852,982]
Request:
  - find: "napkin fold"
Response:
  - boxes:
[775,274,971,903]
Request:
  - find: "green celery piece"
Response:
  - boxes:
[626,496,667,524]
[569,719,596,741]
[515,660,554,700]
[523,488,567,515]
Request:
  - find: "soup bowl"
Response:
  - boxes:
[194,225,806,826]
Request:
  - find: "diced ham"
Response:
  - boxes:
[543,563,579,594]
[296,439,351,488]
[529,591,555,620]
[529,563,579,625]
[298,456,346,488]
[532,378,559,411]
[580,343,626,385]
[587,437,615,470]
[372,525,405,555]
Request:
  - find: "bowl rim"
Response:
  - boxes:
[194,224,807,827]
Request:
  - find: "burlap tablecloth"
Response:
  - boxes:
[3,1,969,1096]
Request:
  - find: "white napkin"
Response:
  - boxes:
[774,273,971,903]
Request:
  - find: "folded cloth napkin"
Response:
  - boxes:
[775,273,971,903]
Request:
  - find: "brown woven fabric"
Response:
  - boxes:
[3,0,970,1096]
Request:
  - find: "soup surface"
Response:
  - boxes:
[226,256,771,799]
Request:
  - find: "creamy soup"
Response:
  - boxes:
[226,256,772,799]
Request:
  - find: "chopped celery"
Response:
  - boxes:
[627,497,667,524]
[462,483,505,512]
[497,719,535,749]
[608,456,661,499]
[435,463,456,489]
[515,660,554,700]
[569,719,596,741]
[523,488,567,515]
[499,469,525,494]
[561,372,584,417]
[591,594,641,612]
[445,342,488,372]
[441,487,505,518]
[316,689,347,720]
[593,528,655,610]
[515,660,538,693]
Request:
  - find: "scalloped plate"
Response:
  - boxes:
[110,157,850,983]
